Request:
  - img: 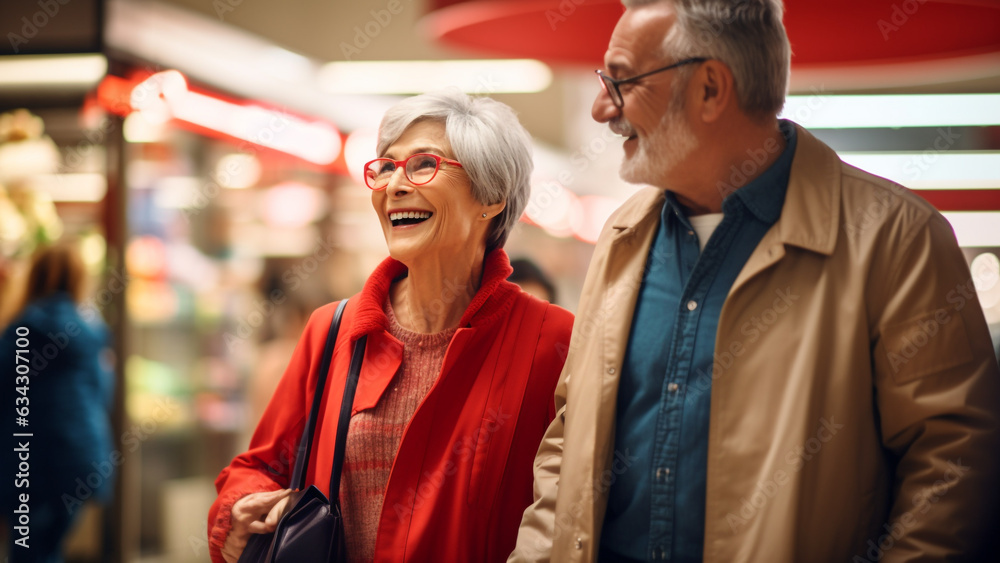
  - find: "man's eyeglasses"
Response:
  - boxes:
[595,57,709,109]
[363,153,464,190]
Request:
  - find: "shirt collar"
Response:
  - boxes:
[726,119,797,225]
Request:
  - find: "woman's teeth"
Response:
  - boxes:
[389,211,432,221]
[390,211,433,226]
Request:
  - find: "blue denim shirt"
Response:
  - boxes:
[600,121,797,562]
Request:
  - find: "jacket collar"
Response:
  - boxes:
[776,123,841,255]
[609,122,841,256]
[349,248,519,341]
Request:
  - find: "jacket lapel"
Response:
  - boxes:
[596,188,665,416]
[730,124,842,296]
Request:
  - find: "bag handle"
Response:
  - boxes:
[290,298,349,490]
[330,334,367,499]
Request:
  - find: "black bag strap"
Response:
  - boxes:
[289,298,349,490]
[330,334,367,499]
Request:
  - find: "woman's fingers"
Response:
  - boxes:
[264,495,293,528]
[222,488,295,561]
[231,489,294,530]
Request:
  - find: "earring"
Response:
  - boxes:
[482,213,488,218]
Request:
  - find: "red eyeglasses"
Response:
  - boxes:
[363,153,464,190]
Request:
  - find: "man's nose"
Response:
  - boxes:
[592,86,619,123]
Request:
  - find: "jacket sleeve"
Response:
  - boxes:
[870,212,1000,561]
[206,304,336,563]
[507,364,569,563]
[508,213,624,562]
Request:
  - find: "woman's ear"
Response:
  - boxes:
[482,200,506,219]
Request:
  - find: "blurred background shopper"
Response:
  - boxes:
[1,242,115,563]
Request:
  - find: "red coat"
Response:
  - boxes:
[208,250,573,562]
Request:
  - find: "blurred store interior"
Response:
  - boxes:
[0,0,998,561]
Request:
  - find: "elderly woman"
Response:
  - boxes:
[208,90,573,563]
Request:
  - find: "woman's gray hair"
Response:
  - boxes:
[623,0,790,120]
[375,89,533,254]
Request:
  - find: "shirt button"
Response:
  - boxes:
[656,467,670,481]
[687,230,694,236]
[686,300,698,311]
[608,367,616,375]
[575,538,583,550]
[667,382,679,393]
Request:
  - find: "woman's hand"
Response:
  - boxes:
[220,488,295,563]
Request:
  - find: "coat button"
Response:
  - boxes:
[667,382,679,393]
[608,367,616,375]
[575,538,583,550]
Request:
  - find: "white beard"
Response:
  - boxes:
[619,103,697,188]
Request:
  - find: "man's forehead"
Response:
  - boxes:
[605,4,675,68]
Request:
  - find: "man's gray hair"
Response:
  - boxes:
[376,89,533,254]
[623,0,790,120]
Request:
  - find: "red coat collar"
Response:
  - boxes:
[348,249,519,341]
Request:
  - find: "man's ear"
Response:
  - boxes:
[694,60,736,123]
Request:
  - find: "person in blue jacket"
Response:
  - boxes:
[1,242,115,563]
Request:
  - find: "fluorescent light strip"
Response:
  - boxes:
[942,212,1000,248]
[132,71,342,165]
[837,152,1000,190]
[781,94,1000,129]
[0,54,107,87]
[318,59,552,95]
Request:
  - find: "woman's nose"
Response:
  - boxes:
[385,168,411,196]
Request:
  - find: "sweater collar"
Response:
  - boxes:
[349,248,518,341]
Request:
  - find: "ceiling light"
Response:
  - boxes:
[0,54,107,87]
[131,70,342,165]
[781,94,1000,129]
[942,212,1000,248]
[318,59,552,95]
[837,152,1000,190]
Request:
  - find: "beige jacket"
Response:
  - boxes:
[510,125,1000,562]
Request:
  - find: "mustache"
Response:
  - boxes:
[609,117,636,137]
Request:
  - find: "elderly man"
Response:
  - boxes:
[511,0,1000,562]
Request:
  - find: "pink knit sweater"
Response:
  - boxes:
[340,296,456,563]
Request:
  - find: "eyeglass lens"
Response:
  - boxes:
[366,154,441,189]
